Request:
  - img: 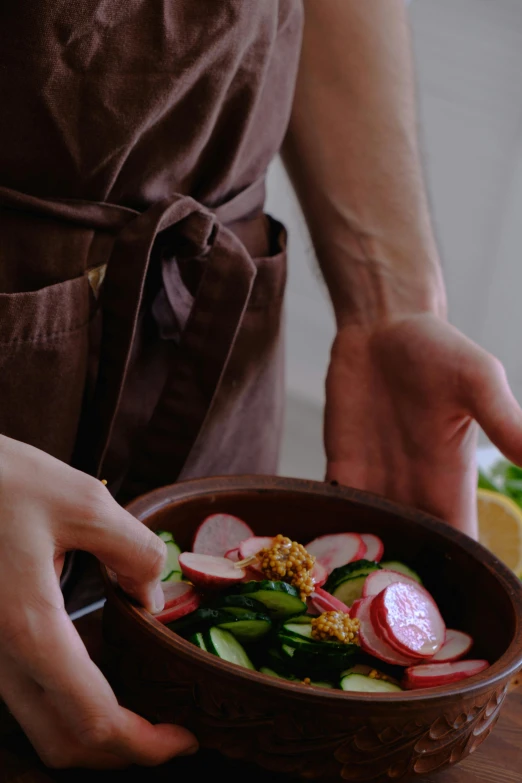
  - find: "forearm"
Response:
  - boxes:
[283,0,446,327]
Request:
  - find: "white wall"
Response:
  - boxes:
[268,0,522,478]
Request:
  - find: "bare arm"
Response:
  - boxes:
[283,0,522,536]
[284,0,445,325]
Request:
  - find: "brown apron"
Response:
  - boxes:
[0,1,303,607]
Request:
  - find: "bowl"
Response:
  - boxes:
[101,476,522,782]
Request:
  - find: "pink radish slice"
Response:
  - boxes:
[161,581,194,608]
[310,587,351,615]
[350,598,363,619]
[224,547,240,561]
[305,533,365,574]
[427,629,473,663]
[192,514,253,557]
[359,534,384,562]
[178,552,245,589]
[404,660,489,690]
[352,598,419,666]
[370,599,426,660]
[311,561,328,587]
[154,592,201,624]
[238,536,274,560]
[373,583,445,658]
[363,569,418,599]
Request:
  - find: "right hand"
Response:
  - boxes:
[0,435,198,768]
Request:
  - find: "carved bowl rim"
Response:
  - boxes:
[102,474,522,704]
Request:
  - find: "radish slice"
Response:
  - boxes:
[310,587,351,615]
[178,552,245,589]
[373,583,445,658]
[224,548,240,561]
[359,534,384,562]
[311,561,328,587]
[192,514,253,557]
[428,629,473,663]
[154,592,201,624]
[161,581,194,608]
[305,533,365,574]
[238,536,274,560]
[352,597,418,666]
[363,569,418,599]
[350,598,363,619]
[404,660,489,689]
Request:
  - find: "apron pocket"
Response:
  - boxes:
[0,275,92,462]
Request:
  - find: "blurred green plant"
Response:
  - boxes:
[478,460,522,508]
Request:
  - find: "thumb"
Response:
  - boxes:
[464,351,522,466]
[64,482,167,614]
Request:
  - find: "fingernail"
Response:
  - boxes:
[153,583,165,614]
[179,744,199,757]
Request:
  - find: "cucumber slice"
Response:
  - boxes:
[157,530,175,543]
[169,607,241,634]
[280,622,359,653]
[340,673,402,693]
[159,539,182,582]
[210,594,268,616]
[204,627,255,670]
[227,581,306,619]
[331,575,368,607]
[325,560,381,593]
[189,632,208,652]
[260,666,287,679]
[280,642,357,674]
[380,561,422,584]
[217,613,272,642]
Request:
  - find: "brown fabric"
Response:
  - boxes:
[0,2,304,607]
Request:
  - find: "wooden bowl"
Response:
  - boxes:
[101,476,522,782]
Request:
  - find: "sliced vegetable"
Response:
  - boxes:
[217,612,272,642]
[404,660,489,689]
[192,514,254,557]
[238,536,274,560]
[154,591,201,624]
[155,532,182,582]
[227,580,306,619]
[380,561,422,584]
[340,673,402,693]
[279,640,358,673]
[178,552,245,589]
[305,533,365,574]
[325,560,381,593]
[359,534,384,563]
[224,547,240,561]
[161,581,194,607]
[203,627,255,670]
[311,561,328,587]
[309,586,351,616]
[332,575,370,608]
[210,594,268,616]
[352,598,418,666]
[362,569,418,599]
[189,632,208,651]
[428,629,473,663]
[372,583,445,658]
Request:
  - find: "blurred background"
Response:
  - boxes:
[268,0,522,479]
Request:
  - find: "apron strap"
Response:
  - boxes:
[119,221,258,494]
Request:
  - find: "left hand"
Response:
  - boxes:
[324,313,522,538]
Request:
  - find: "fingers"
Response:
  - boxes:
[0,579,198,767]
[463,351,522,467]
[58,479,167,613]
[0,655,127,769]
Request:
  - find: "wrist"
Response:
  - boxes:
[317,227,447,330]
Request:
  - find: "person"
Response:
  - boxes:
[0,0,521,771]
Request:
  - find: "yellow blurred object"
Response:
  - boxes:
[477,488,522,578]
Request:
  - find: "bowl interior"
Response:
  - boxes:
[127,478,522,671]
